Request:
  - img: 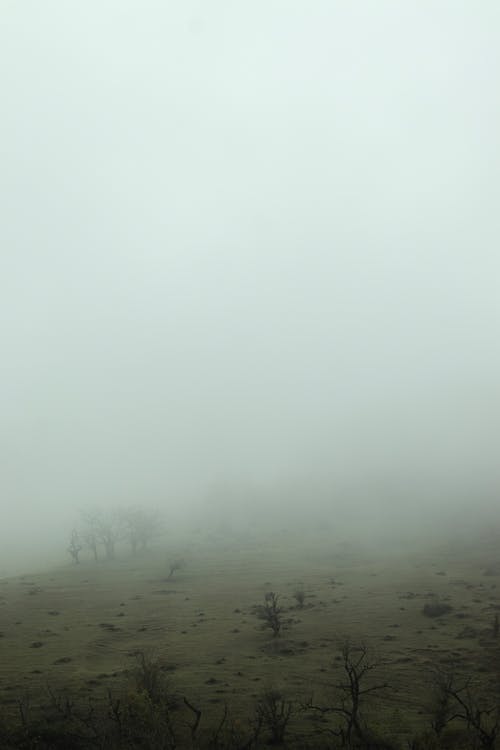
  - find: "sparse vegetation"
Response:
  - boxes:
[293,589,305,608]
[256,688,293,745]
[422,598,453,618]
[256,591,284,637]
[168,557,186,579]
[2,530,500,749]
[132,650,172,705]
[3,3,497,745]
[428,670,500,749]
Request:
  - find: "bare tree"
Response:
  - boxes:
[256,689,293,745]
[254,591,283,638]
[80,511,100,562]
[428,669,455,736]
[67,529,82,564]
[119,507,160,555]
[305,640,387,747]
[96,515,119,561]
[429,671,499,749]
[205,702,264,749]
[83,529,99,562]
[80,511,99,562]
[256,592,284,637]
[81,509,123,561]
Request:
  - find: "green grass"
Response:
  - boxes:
[0,529,499,746]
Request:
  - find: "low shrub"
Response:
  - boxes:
[422,599,453,618]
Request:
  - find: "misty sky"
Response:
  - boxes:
[1,2,499,557]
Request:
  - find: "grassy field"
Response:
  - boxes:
[1,528,499,747]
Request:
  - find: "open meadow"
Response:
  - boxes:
[3,1,500,745]
[1,527,499,748]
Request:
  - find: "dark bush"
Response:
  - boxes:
[422,599,452,618]
[256,592,284,637]
[293,590,305,608]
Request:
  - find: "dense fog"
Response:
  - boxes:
[1,2,499,574]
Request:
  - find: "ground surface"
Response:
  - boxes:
[0,529,499,746]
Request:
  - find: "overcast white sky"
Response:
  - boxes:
[1,2,499,561]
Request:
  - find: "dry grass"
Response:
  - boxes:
[0,530,499,745]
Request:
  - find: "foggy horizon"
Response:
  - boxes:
[1,2,499,575]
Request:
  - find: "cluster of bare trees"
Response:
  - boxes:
[425,669,500,749]
[4,638,500,748]
[67,507,161,564]
[251,590,500,750]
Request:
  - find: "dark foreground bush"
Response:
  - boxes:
[2,647,499,749]
[422,599,453,618]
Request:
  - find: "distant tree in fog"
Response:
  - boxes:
[118,507,160,555]
[78,507,160,561]
[80,509,123,561]
[82,528,99,562]
[67,529,82,564]
[80,511,100,561]
[168,558,186,579]
[95,513,121,560]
